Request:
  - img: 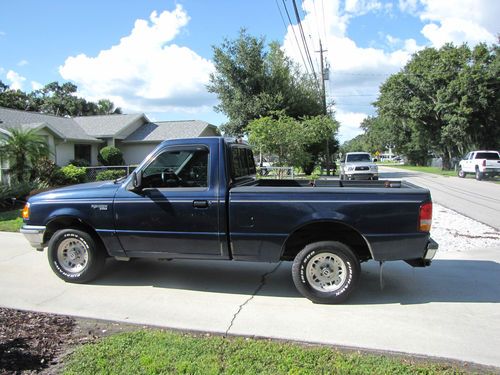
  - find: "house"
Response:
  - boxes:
[0,106,220,169]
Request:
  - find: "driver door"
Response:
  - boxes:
[113,144,222,257]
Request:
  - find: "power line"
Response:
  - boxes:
[280,0,311,76]
[291,0,318,82]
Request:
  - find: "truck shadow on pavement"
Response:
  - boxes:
[93,258,500,305]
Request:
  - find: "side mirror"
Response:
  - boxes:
[132,171,142,190]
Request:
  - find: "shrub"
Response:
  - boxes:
[98,146,124,166]
[0,181,45,208]
[30,157,58,184]
[95,169,127,181]
[69,158,90,167]
[52,165,87,185]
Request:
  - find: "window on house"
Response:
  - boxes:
[74,144,91,164]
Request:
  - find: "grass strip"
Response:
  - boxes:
[63,330,469,375]
[0,209,22,232]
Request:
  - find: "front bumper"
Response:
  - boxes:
[20,225,46,251]
[346,173,378,180]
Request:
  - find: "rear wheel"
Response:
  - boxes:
[475,167,483,181]
[48,228,105,283]
[292,241,360,304]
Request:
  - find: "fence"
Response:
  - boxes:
[83,165,137,182]
[257,166,294,179]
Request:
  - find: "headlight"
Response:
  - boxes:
[370,165,378,171]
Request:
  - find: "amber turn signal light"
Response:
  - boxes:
[22,203,30,220]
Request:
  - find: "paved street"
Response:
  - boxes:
[1,231,499,368]
[378,166,500,229]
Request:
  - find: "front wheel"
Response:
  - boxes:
[292,241,360,304]
[458,168,466,178]
[47,228,105,283]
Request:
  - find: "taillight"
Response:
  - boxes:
[22,203,30,220]
[419,202,432,232]
[482,160,486,167]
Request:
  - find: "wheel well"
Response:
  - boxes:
[281,221,372,262]
[44,217,106,252]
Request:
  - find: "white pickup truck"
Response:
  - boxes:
[458,150,500,180]
[340,152,378,180]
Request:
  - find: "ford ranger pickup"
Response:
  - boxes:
[21,137,438,303]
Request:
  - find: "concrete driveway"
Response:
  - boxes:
[1,231,499,368]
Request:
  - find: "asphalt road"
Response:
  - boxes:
[1,232,499,368]
[378,166,500,229]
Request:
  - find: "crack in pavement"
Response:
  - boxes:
[224,262,282,337]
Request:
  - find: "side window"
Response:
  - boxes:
[141,147,209,188]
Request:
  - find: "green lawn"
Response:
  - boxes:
[383,164,500,182]
[0,209,23,232]
[382,165,459,177]
[63,330,467,375]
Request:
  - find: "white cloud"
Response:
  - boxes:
[283,0,423,142]
[6,70,26,90]
[59,5,216,113]
[0,31,6,37]
[31,81,43,90]
[17,60,29,67]
[345,0,382,15]
[336,109,369,143]
[398,0,419,14]
[400,0,499,47]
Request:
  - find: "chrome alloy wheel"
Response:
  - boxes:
[57,237,89,274]
[306,253,347,292]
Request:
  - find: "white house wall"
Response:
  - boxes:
[55,142,74,166]
[117,142,159,165]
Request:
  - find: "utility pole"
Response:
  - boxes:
[317,39,330,175]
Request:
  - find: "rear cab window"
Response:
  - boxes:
[229,146,256,182]
[474,152,500,160]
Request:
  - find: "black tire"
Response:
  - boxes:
[458,168,466,178]
[47,228,105,283]
[475,167,483,181]
[292,241,360,304]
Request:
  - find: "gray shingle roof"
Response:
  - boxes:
[74,113,146,137]
[0,107,100,142]
[123,120,218,142]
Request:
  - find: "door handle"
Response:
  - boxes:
[193,200,209,208]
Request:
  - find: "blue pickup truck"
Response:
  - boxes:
[21,137,438,303]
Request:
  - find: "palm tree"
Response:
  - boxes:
[0,128,50,182]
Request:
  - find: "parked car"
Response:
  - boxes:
[458,150,500,180]
[21,137,437,304]
[339,152,378,180]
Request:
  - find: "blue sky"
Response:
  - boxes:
[1,0,497,142]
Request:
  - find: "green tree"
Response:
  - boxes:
[300,115,340,174]
[375,43,499,169]
[0,80,122,117]
[248,113,338,173]
[208,30,323,135]
[0,128,50,182]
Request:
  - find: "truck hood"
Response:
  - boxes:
[29,181,121,202]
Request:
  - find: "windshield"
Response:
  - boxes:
[346,154,371,162]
